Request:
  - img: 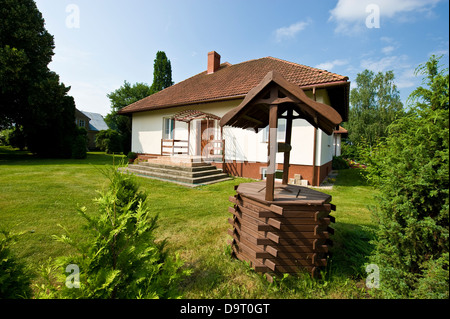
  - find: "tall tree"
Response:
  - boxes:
[150,51,174,93]
[105,51,173,154]
[105,81,152,153]
[0,0,76,157]
[345,70,404,149]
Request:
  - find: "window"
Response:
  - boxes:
[163,117,174,139]
[261,168,284,181]
[78,119,85,128]
[261,118,287,142]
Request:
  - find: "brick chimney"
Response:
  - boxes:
[207,51,221,74]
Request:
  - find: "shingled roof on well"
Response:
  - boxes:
[119,56,349,114]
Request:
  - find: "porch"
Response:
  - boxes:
[160,109,226,163]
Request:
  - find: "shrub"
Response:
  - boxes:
[36,165,190,299]
[0,230,33,298]
[4,126,27,150]
[127,151,137,160]
[362,56,449,298]
[332,156,349,170]
[95,129,122,154]
[71,126,87,159]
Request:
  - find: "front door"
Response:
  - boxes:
[200,120,214,156]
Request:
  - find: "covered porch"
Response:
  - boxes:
[160,109,226,163]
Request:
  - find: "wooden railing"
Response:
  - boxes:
[161,139,226,163]
[161,139,189,156]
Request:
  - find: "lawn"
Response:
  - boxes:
[0,146,379,299]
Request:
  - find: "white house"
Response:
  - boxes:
[119,51,349,186]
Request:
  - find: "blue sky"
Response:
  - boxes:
[34,0,449,116]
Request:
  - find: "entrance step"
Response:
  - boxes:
[120,160,232,186]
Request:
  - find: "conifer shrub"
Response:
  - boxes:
[36,165,190,299]
[362,56,449,298]
[0,230,33,298]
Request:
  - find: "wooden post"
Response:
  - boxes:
[187,121,191,156]
[172,120,176,156]
[265,104,278,202]
[312,87,317,186]
[282,108,293,185]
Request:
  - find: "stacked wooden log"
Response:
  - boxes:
[227,182,335,282]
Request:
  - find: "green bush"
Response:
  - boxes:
[36,165,190,299]
[4,126,26,150]
[127,151,137,160]
[71,126,87,159]
[95,129,122,154]
[0,230,33,298]
[332,156,349,170]
[362,56,449,298]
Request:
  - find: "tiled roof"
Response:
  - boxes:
[119,56,349,114]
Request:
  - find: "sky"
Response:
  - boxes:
[34,0,449,116]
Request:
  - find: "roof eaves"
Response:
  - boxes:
[119,93,246,114]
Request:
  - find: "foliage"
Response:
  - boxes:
[150,51,174,93]
[345,69,404,150]
[105,81,152,154]
[104,51,173,154]
[35,165,190,299]
[1,126,26,150]
[0,230,33,298]
[332,156,349,170]
[71,127,87,159]
[127,151,137,160]
[362,55,449,298]
[0,0,77,157]
[95,129,122,154]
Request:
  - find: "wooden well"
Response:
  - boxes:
[227,181,335,281]
[220,71,342,281]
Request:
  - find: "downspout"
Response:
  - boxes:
[312,87,318,186]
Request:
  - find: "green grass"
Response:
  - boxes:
[0,146,380,299]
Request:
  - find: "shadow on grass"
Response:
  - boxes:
[0,146,125,166]
[328,221,376,279]
[333,168,369,187]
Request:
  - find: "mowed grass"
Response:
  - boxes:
[0,146,379,299]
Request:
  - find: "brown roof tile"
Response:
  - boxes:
[119,56,349,114]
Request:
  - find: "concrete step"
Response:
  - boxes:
[121,165,231,186]
[128,164,221,178]
[136,162,217,173]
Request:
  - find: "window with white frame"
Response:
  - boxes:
[78,119,85,128]
[163,117,174,139]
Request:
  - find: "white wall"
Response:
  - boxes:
[131,88,335,166]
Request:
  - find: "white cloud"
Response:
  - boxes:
[360,54,409,72]
[396,68,418,89]
[315,59,348,71]
[359,55,418,89]
[274,19,311,42]
[329,0,442,33]
[381,46,395,54]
